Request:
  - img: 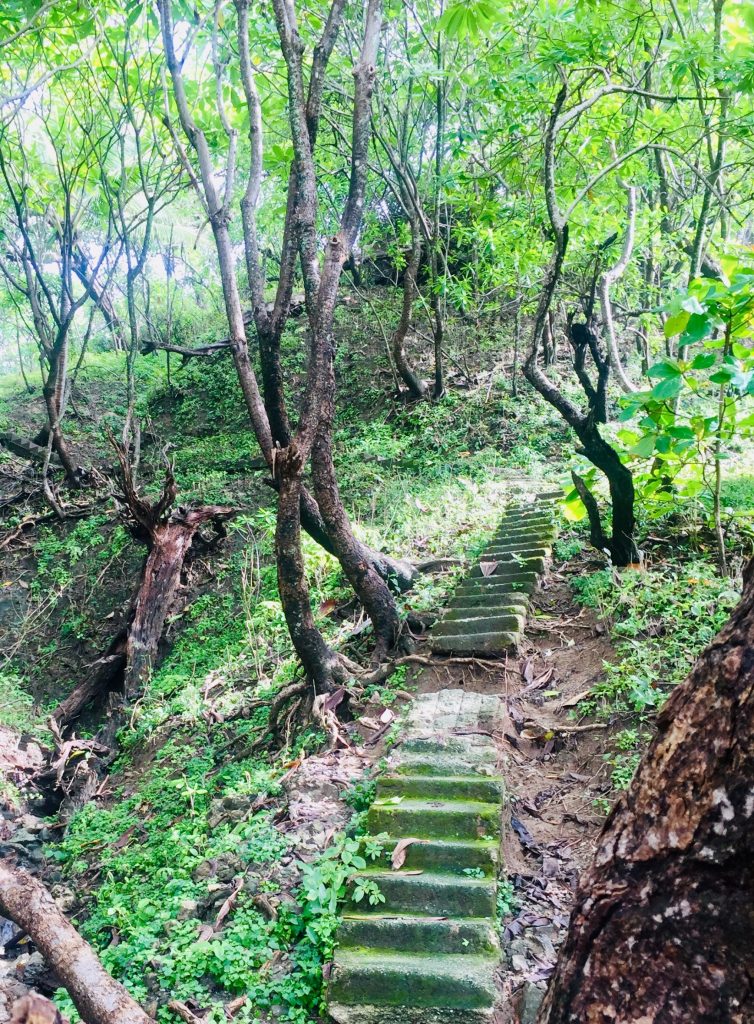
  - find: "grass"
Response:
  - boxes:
[571,560,740,789]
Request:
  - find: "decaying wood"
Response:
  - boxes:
[0,861,154,1024]
[539,556,754,1023]
[50,448,236,729]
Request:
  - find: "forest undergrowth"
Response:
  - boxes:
[2,301,754,1023]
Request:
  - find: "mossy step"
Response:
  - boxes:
[475,548,545,562]
[490,527,555,544]
[486,533,552,548]
[391,753,499,778]
[454,577,537,596]
[432,613,525,638]
[367,798,500,840]
[378,836,499,875]
[399,738,494,758]
[447,587,528,608]
[469,556,544,579]
[431,630,519,655]
[378,773,504,803]
[329,951,498,1010]
[497,513,553,528]
[350,871,496,918]
[329,1002,495,1023]
[443,600,528,620]
[457,568,538,586]
[337,914,500,955]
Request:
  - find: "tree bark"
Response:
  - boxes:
[539,556,754,1024]
[0,861,154,1024]
[125,506,232,696]
[390,218,428,399]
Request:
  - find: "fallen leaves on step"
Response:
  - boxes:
[390,837,428,870]
[479,560,499,576]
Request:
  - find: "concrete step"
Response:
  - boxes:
[454,577,537,597]
[350,871,496,918]
[378,836,500,875]
[473,548,545,565]
[489,524,553,540]
[367,798,500,840]
[432,630,518,655]
[377,773,504,803]
[328,951,498,1011]
[483,536,553,552]
[391,752,499,778]
[337,914,500,955]
[443,599,528,620]
[432,613,525,638]
[446,587,529,609]
[469,556,544,579]
[329,1003,496,1023]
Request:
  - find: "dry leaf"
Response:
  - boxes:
[479,560,498,577]
[391,837,427,870]
[559,688,593,708]
[358,716,381,731]
[214,880,244,930]
[318,598,338,617]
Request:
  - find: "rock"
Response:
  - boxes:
[177,899,199,921]
[17,952,47,988]
[519,981,545,1024]
[50,886,76,914]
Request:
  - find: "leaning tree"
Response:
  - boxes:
[159,0,402,689]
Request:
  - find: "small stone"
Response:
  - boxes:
[177,899,199,921]
[519,981,545,1024]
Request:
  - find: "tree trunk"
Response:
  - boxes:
[275,448,342,691]
[390,219,428,399]
[42,334,79,486]
[539,556,754,1023]
[311,332,401,656]
[0,861,154,1024]
[125,507,229,696]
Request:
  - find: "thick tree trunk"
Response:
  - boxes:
[574,422,638,566]
[539,557,754,1023]
[0,861,154,1024]
[42,336,79,486]
[311,335,401,656]
[275,450,342,691]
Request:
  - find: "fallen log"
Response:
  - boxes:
[0,861,154,1024]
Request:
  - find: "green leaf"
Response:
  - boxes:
[664,311,690,338]
[630,434,657,458]
[647,359,682,379]
[651,377,683,400]
[690,352,716,369]
[709,367,735,384]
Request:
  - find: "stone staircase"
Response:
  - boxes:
[430,492,559,656]
[327,491,558,1023]
[328,691,507,1023]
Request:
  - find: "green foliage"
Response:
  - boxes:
[0,672,44,735]
[619,263,754,513]
[572,560,739,720]
[495,878,517,927]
